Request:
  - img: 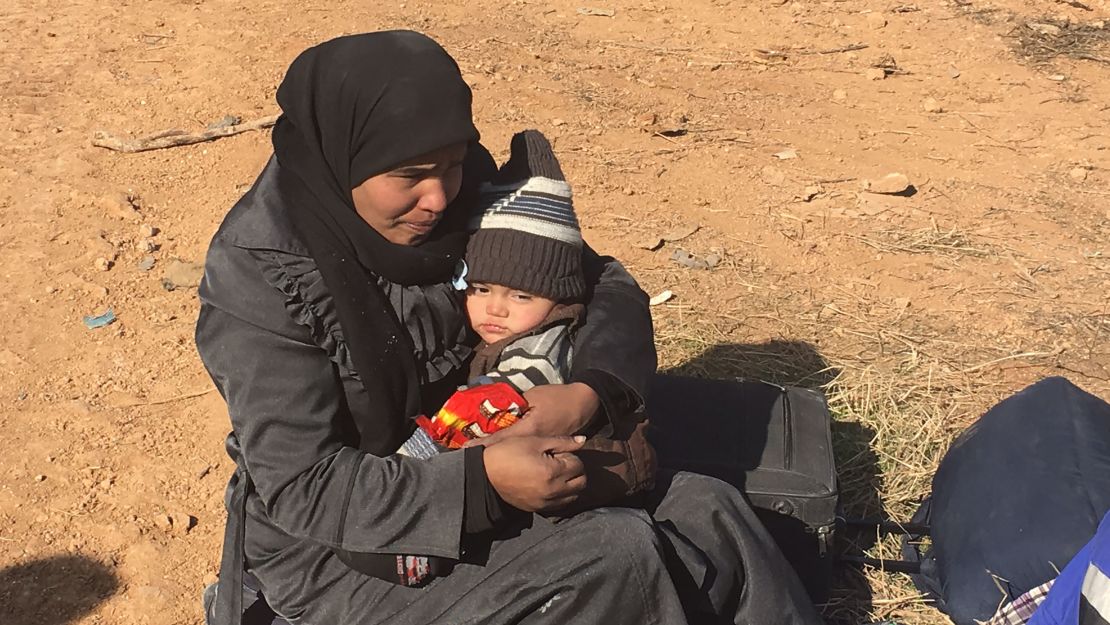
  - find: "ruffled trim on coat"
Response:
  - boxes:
[250,249,360,379]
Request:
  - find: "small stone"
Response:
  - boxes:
[801,185,822,202]
[137,256,156,272]
[648,290,674,306]
[1070,167,1089,181]
[1048,74,1067,82]
[622,187,635,196]
[34,475,46,482]
[44,285,57,294]
[865,68,887,81]
[948,67,961,79]
[867,12,887,28]
[99,478,113,490]
[830,18,843,28]
[169,512,196,535]
[156,514,174,530]
[94,257,113,272]
[162,259,205,289]
[98,192,140,221]
[139,224,158,238]
[135,238,157,253]
[832,89,848,101]
[862,172,912,195]
[551,118,567,127]
[1029,22,1062,36]
[661,224,700,242]
[636,112,658,127]
[922,97,944,113]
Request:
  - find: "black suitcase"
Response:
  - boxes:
[644,374,838,601]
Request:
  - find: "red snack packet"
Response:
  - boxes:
[414,382,528,449]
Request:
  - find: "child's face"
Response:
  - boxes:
[465,282,557,344]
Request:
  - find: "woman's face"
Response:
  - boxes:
[351,143,468,246]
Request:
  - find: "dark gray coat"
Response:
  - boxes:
[195,160,657,616]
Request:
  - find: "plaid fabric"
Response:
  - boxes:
[988,580,1056,625]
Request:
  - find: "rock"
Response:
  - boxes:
[1048,74,1067,82]
[1029,22,1062,36]
[1070,167,1089,181]
[137,256,156,272]
[865,68,887,81]
[636,112,658,127]
[34,474,46,482]
[862,172,912,195]
[139,223,158,238]
[162,259,205,290]
[948,66,961,79]
[551,118,567,127]
[156,514,173,530]
[832,89,848,101]
[169,512,195,535]
[648,290,674,306]
[98,192,140,221]
[801,186,822,202]
[638,237,665,251]
[94,257,113,272]
[922,97,944,113]
[661,224,700,242]
[773,148,798,160]
[867,12,887,28]
[135,238,157,253]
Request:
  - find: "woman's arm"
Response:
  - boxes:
[196,236,476,557]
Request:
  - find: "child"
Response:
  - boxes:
[463,129,585,393]
[397,130,585,457]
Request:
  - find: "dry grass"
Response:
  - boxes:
[646,262,1058,624]
[1013,19,1110,66]
[845,225,993,259]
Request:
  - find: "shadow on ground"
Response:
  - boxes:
[0,554,119,625]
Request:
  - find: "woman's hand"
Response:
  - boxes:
[483,435,587,512]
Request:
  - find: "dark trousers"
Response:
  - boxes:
[253,471,822,625]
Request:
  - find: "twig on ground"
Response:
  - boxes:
[92,114,280,153]
[118,388,217,407]
[799,43,870,55]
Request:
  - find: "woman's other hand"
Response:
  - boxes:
[483,435,587,512]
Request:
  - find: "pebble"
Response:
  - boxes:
[139,223,158,238]
[136,238,157,253]
[862,172,913,195]
[169,512,196,535]
[1070,167,1089,181]
[34,474,46,482]
[137,256,156,272]
[98,192,140,221]
[867,12,888,29]
[94,257,113,272]
[865,68,887,81]
[832,89,848,101]
[551,118,567,127]
[162,259,205,290]
[922,97,944,113]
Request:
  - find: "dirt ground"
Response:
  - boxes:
[1,0,1107,623]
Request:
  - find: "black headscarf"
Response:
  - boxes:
[271,31,492,455]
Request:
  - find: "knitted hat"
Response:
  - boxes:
[465,130,584,301]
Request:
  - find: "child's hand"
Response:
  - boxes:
[521,383,600,435]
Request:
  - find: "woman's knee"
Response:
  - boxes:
[571,508,664,565]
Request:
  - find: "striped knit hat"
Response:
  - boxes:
[465,130,584,301]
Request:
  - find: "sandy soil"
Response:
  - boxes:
[1,0,1107,623]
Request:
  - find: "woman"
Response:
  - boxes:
[196,30,821,625]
